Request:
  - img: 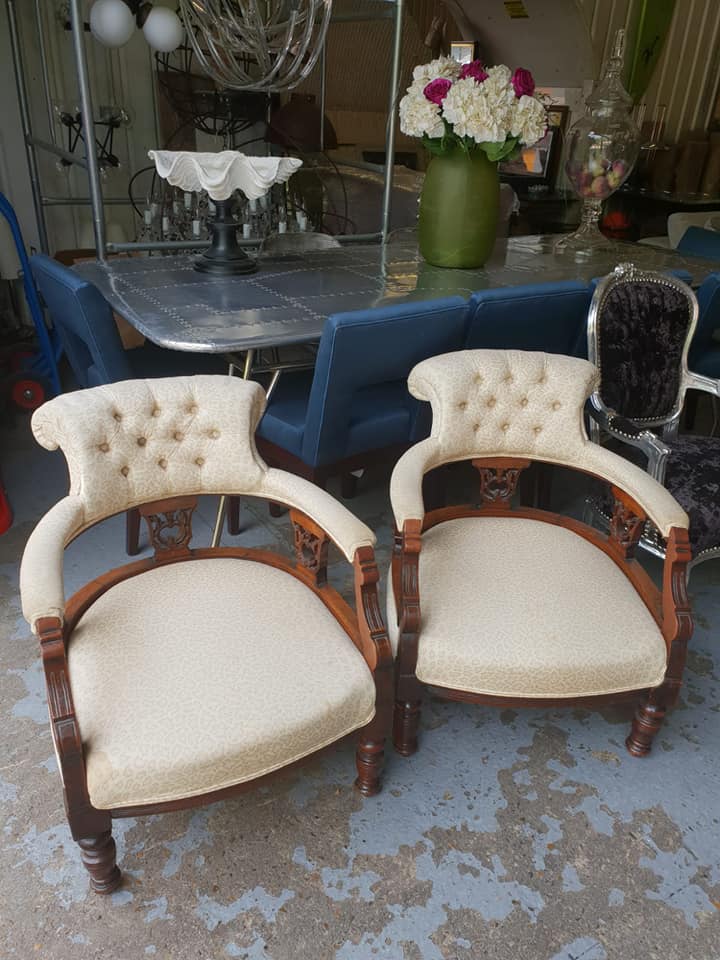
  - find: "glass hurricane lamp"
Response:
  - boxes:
[556,29,640,258]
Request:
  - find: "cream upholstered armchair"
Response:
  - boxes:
[388,350,693,759]
[20,376,392,895]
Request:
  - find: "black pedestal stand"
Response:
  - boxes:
[195,197,257,275]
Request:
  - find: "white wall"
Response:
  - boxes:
[0,0,163,275]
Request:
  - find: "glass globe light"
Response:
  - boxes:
[89,0,136,47]
[142,7,184,53]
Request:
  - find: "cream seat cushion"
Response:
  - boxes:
[69,558,375,809]
[387,517,667,698]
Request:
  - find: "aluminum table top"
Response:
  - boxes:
[73,234,720,354]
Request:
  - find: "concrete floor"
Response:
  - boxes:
[1,417,720,960]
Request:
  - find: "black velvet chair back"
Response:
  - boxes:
[588,264,698,426]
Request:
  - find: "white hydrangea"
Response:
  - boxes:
[511,94,547,145]
[399,87,445,139]
[441,77,507,144]
[412,56,461,85]
[400,58,546,150]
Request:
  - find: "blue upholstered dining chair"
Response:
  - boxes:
[676,226,720,261]
[30,254,225,553]
[464,280,592,357]
[254,297,469,493]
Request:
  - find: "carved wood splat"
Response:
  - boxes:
[140,496,197,561]
[609,487,645,558]
[472,458,531,509]
[290,510,329,587]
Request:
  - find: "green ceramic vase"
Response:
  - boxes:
[418,148,500,268]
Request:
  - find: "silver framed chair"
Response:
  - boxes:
[585,262,720,571]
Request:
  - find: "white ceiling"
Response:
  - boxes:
[445,0,596,87]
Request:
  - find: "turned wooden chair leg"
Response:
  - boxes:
[626,699,667,757]
[77,830,122,895]
[125,508,141,556]
[226,496,241,535]
[355,734,385,797]
[393,699,421,757]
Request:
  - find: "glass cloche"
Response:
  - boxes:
[556,29,640,257]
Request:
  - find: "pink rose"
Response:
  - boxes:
[459,60,488,84]
[511,67,535,97]
[423,77,453,105]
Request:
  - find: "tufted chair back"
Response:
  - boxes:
[407,349,597,465]
[32,376,267,525]
[588,264,697,425]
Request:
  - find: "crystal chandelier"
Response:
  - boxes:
[177,0,333,93]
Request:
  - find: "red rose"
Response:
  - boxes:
[459,60,488,84]
[511,68,535,97]
[423,77,453,105]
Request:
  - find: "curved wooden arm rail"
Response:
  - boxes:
[33,496,391,896]
[391,456,693,761]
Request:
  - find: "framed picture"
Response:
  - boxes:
[449,41,479,65]
[499,104,569,194]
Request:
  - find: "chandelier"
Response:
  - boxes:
[177,0,333,93]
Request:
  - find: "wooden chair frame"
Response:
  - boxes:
[391,456,693,759]
[37,495,392,895]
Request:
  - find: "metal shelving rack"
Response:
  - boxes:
[6,0,405,262]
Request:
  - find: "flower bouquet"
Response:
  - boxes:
[400,57,547,267]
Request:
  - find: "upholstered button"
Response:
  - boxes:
[113,412,122,422]
[98,442,110,453]
[187,404,198,414]
[474,374,483,385]
[487,397,496,408]
[552,401,561,410]
[520,397,529,407]
[174,431,184,442]
[538,375,546,384]
[503,372,513,383]
[195,457,205,467]
[120,466,130,477]
[533,426,542,435]
[501,422,510,432]
[473,423,480,432]
[158,458,167,470]
[458,401,467,410]
[151,407,161,418]
[209,429,220,439]
[137,437,147,447]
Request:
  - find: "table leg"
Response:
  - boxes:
[212,350,254,547]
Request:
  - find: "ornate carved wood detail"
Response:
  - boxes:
[472,458,531,510]
[609,487,646,558]
[290,510,330,587]
[353,545,392,676]
[140,496,198,562]
[662,527,693,695]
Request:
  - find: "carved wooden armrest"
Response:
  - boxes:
[661,527,693,690]
[289,511,392,676]
[37,617,98,829]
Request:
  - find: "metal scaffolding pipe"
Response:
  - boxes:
[42,196,134,207]
[381,0,404,242]
[69,0,107,261]
[34,0,57,147]
[26,136,89,170]
[6,0,49,252]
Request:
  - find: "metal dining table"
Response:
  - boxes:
[73,233,720,355]
[73,232,720,545]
